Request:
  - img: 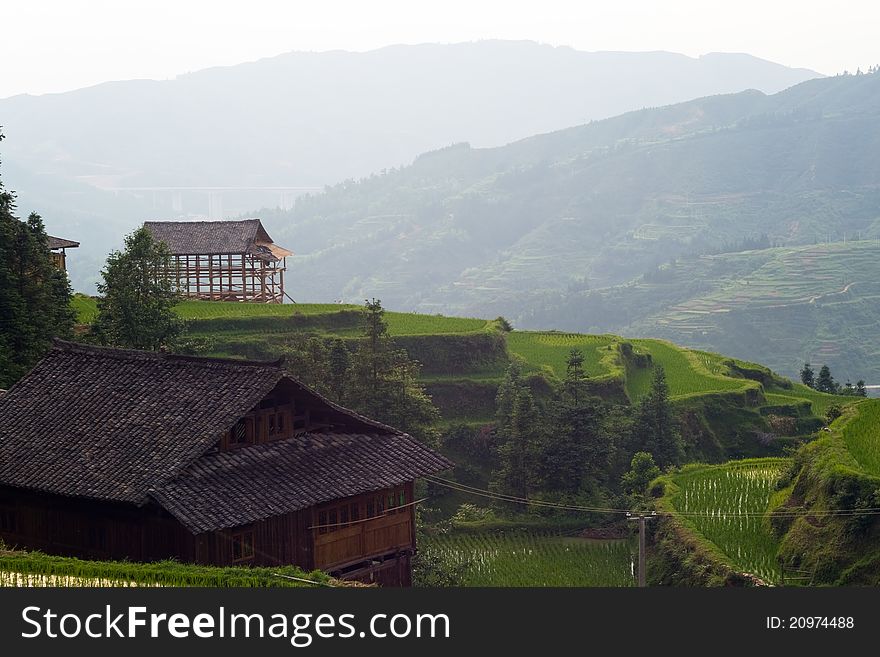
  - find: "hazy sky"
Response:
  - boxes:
[2,0,877,99]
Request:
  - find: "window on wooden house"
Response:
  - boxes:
[232,530,255,561]
[366,499,375,518]
[267,414,276,435]
[387,492,397,512]
[398,489,407,513]
[350,503,360,522]
[230,418,248,446]
[317,511,328,535]
[328,508,338,533]
[340,505,349,526]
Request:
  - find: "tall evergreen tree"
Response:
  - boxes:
[631,367,682,468]
[0,132,75,388]
[92,227,182,350]
[494,385,542,500]
[327,338,351,402]
[856,380,868,397]
[347,299,439,445]
[816,365,837,394]
[800,362,815,388]
[541,349,612,495]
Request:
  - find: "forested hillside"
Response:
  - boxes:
[259,71,880,381]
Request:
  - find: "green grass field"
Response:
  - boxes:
[763,384,852,417]
[666,459,785,583]
[625,339,754,401]
[420,531,634,586]
[72,296,492,336]
[841,399,880,475]
[506,332,620,379]
[0,548,331,587]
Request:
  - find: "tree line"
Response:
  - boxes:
[800,362,867,397]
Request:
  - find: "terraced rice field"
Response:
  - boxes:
[506,332,620,379]
[841,399,880,475]
[421,531,634,587]
[72,296,492,336]
[669,460,785,583]
[625,339,753,401]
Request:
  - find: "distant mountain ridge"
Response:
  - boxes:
[0,41,819,294]
[255,71,880,379]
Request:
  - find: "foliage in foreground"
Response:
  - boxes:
[0,547,332,588]
[92,227,182,350]
[0,131,75,388]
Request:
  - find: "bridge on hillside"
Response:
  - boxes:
[103,186,324,219]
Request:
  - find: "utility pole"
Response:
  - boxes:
[627,511,656,587]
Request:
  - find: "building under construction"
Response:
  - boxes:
[144,219,292,303]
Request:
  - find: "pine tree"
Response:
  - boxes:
[631,367,682,468]
[0,130,75,388]
[495,386,542,500]
[856,380,868,397]
[347,299,439,445]
[816,365,837,394]
[800,362,815,388]
[541,349,612,495]
[92,227,182,350]
[327,338,350,402]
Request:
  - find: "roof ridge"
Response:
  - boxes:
[144,218,261,226]
[51,339,285,369]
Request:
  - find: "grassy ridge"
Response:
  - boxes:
[70,296,850,436]
[506,332,620,379]
[841,399,880,475]
[420,531,634,587]
[625,339,756,401]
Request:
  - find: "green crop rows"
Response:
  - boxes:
[841,399,880,475]
[0,548,331,587]
[420,531,634,586]
[71,296,491,337]
[669,460,785,583]
[506,332,620,379]
[625,339,754,401]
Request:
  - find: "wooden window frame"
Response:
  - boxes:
[231,529,255,562]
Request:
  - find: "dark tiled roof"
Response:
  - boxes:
[143,219,288,260]
[0,341,285,504]
[153,433,453,533]
[47,236,80,249]
[0,341,453,532]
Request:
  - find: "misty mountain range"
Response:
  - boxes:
[0,40,818,291]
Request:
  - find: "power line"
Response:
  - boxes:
[426,475,880,519]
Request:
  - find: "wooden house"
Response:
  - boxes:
[0,341,452,586]
[47,235,79,272]
[143,219,292,304]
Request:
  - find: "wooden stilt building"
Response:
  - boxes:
[0,341,452,586]
[47,235,79,272]
[143,219,292,303]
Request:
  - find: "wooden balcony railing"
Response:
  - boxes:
[313,511,413,571]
